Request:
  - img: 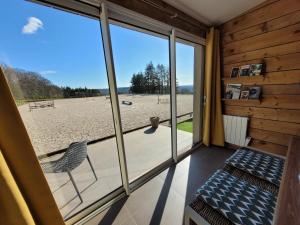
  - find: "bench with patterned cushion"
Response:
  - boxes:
[195,170,277,225]
[225,147,285,187]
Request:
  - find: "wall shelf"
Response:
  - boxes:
[222,98,261,103]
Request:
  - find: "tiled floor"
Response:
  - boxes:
[85,146,234,225]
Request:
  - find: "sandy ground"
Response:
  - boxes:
[18,94,193,155]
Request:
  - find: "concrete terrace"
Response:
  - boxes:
[41,125,192,219]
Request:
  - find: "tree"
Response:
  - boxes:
[156,64,170,94]
[130,72,145,94]
[129,62,170,94]
[144,62,159,94]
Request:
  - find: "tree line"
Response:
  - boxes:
[130,62,170,94]
[1,65,102,100]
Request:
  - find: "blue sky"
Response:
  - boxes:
[0,0,194,89]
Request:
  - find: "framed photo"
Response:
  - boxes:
[230,67,240,78]
[225,84,242,99]
[248,86,262,99]
[249,63,264,76]
[240,86,250,99]
[239,65,251,77]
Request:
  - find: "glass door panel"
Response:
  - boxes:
[176,42,195,155]
[0,0,122,220]
[109,24,171,181]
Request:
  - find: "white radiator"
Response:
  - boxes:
[223,115,250,146]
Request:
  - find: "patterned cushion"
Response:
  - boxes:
[225,147,284,187]
[197,170,277,225]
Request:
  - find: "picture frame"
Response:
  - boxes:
[240,86,250,99]
[240,90,249,99]
[239,65,251,77]
[249,63,264,76]
[230,67,240,78]
[248,86,262,99]
[225,84,242,99]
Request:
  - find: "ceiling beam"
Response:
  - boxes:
[107,0,208,37]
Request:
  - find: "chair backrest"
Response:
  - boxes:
[60,141,88,171]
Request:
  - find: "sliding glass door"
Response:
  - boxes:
[0,0,123,220]
[109,23,172,182]
[176,41,195,155]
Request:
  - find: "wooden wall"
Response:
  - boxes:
[220,0,300,156]
[108,0,207,37]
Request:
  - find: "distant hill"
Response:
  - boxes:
[177,85,193,93]
[2,65,63,100]
[100,87,130,95]
[1,65,103,100]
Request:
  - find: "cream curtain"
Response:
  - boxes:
[0,67,65,225]
[203,27,225,147]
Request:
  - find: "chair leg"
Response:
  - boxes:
[87,155,98,181]
[67,170,83,203]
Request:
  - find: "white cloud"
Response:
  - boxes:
[40,70,56,75]
[22,17,43,34]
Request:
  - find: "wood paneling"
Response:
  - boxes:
[221,0,300,33]
[220,0,300,155]
[223,41,300,65]
[250,118,300,136]
[249,129,291,146]
[262,84,300,95]
[223,11,300,44]
[223,23,300,56]
[108,0,207,37]
[250,139,287,156]
[224,106,300,123]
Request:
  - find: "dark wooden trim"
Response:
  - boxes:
[107,0,208,37]
[274,137,300,225]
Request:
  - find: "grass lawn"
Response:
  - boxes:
[15,99,28,106]
[177,119,193,133]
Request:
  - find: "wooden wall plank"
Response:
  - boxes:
[223,70,300,85]
[222,0,300,33]
[223,11,300,44]
[250,139,287,156]
[249,128,292,146]
[223,23,300,56]
[223,41,300,65]
[224,105,300,123]
[250,118,300,136]
[262,84,300,95]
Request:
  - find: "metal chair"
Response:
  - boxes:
[40,141,97,203]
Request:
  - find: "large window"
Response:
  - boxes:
[109,24,172,181]
[0,0,122,220]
